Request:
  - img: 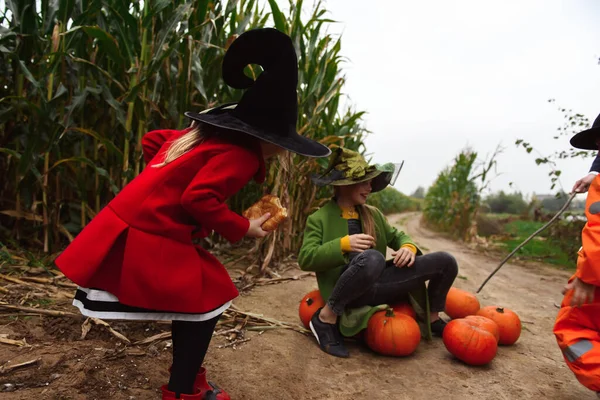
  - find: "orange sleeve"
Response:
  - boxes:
[401,243,417,254]
[340,235,352,252]
[576,177,600,286]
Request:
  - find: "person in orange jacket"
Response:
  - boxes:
[554,113,600,397]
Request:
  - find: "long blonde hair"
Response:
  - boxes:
[357,204,378,243]
[153,122,206,168]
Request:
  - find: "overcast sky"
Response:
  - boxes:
[311,0,600,198]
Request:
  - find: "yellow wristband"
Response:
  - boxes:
[401,243,417,254]
[340,235,352,252]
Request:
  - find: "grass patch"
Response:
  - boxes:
[495,220,573,268]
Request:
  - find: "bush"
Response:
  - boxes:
[485,191,528,215]
[548,219,586,263]
[367,187,420,215]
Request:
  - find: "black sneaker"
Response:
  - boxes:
[430,318,448,337]
[309,308,349,358]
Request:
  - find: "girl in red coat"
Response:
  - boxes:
[55,28,330,400]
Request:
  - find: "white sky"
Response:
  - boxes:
[312,0,600,197]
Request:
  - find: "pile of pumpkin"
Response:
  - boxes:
[299,287,521,366]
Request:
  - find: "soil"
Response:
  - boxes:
[0,212,594,399]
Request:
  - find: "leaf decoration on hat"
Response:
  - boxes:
[332,147,376,180]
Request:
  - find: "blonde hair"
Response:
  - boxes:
[357,204,377,243]
[153,122,205,168]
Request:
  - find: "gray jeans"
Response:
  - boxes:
[327,249,458,315]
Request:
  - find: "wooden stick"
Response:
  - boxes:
[18,276,78,289]
[228,317,247,341]
[246,325,282,331]
[214,328,242,337]
[0,286,8,294]
[134,331,172,345]
[0,313,43,318]
[477,191,577,293]
[0,336,27,347]
[240,273,313,291]
[0,358,40,374]
[0,304,79,317]
[0,274,39,288]
[90,318,131,344]
[226,306,310,334]
[217,338,250,349]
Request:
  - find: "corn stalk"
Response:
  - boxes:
[0,0,368,268]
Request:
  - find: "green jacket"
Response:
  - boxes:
[298,200,431,338]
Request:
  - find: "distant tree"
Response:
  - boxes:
[485,191,528,214]
[411,186,426,199]
[540,191,570,212]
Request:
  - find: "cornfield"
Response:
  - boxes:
[423,150,481,241]
[0,0,367,266]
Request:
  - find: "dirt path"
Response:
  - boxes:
[0,212,593,399]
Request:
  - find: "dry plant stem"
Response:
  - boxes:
[0,336,27,347]
[0,358,40,374]
[218,338,250,349]
[0,304,79,317]
[477,191,577,293]
[134,331,172,345]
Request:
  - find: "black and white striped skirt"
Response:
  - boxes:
[73,287,230,322]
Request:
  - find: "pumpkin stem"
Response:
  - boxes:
[496,307,504,313]
[385,309,395,318]
[307,298,314,306]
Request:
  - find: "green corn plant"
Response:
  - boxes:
[0,0,368,269]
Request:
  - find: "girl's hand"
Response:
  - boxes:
[572,173,596,193]
[349,234,375,252]
[562,277,595,307]
[246,213,271,238]
[392,248,415,268]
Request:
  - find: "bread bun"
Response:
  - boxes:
[242,194,288,231]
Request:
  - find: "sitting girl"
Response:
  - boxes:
[298,147,458,357]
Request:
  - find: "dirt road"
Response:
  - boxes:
[0,212,593,399]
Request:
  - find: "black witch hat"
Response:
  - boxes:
[184,28,331,158]
[570,113,600,150]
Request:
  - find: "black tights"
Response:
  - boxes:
[168,315,220,396]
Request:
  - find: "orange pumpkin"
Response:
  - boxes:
[445,287,480,319]
[391,302,417,320]
[476,306,521,345]
[443,318,498,366]
[366,309,421,357]
[463,315,500,343]
[298,290,325,329]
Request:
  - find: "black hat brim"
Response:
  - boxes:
[570,127,600,150]
[185,110,331,158]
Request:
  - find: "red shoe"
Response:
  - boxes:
[161,385,202,399]
[195,367,231,400]
[167,366,230,400]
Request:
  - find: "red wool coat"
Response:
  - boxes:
[55,129,265,313]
